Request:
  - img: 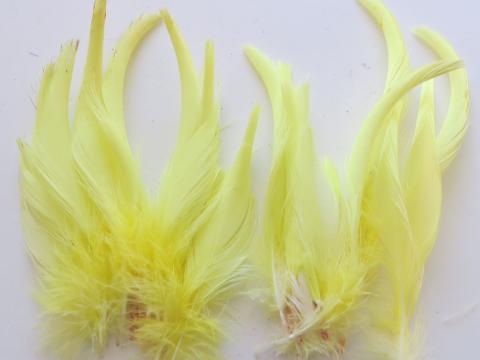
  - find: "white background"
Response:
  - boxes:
[1,0,479,359]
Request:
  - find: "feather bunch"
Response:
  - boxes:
[19,0,258,359]
[19,0,469,359]
[247,0,468,358]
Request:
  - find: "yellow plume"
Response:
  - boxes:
[127,12,259,359]
[19,1,258,359]
[355,1,469,359]
[17,0,469,359]
[19,0,159,355]
[246,0,466,358]
[245,46,369,358]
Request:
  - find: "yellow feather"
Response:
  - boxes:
[18,1,470,359]
[364,81,440,359]
[246,1,466,358]
[21,0,258,358]
[245,46,368,358]
[126,11,259,357]
[414,28,470,171]
[19,1,162,356]
[355,2,469,359]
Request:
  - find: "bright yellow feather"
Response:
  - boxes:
[246,1,467,359]
[19,1,258,359]
[18,1,469,359]
[355,2,469,360]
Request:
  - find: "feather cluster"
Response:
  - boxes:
[18,0,469,359]
[247,0,468,359]
[19,1,257,359]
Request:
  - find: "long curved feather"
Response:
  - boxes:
[155,11,222,249]
[246,46,369,358]
[414,28,469,171]
[123,11,259,360]
[364,81,441,359]
[247,1,465,358]
[356,3,469,359]
[19,1,161,357]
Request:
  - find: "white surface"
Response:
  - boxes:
[1,0,479,359]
